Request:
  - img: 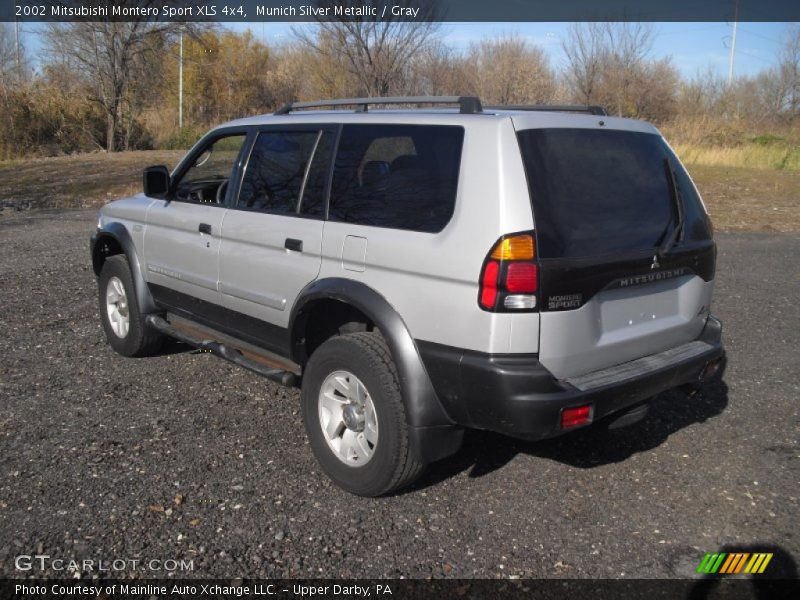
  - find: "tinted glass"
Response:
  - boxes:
[239,131,323,215]
[330,125,464,233]
[517,128,711,259]
[299,131,333,217]
[670,150,711,242]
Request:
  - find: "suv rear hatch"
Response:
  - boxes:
[515,123,715,380]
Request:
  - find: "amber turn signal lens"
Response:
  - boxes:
[490,234,535,260]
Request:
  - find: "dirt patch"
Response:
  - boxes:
[0,150,183,212]
[689,165,800,232]
[1,151,798,232]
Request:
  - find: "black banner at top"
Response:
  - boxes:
[4,0,800,23]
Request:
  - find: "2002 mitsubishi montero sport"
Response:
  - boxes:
[90,96,725,496]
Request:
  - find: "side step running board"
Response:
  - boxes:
[145,315,298,387]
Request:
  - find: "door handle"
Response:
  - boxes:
[198,223,212,234]
[284,238,303,252]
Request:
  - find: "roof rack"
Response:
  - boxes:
[486,104,608,116]
[274,96,484,115]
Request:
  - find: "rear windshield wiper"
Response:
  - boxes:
[658,158,685,259]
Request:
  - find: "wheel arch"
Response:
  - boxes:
[289,278,453,429]
[90,222,157,314]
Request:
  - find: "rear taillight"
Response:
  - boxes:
[480,260,500,308]
[506,263,538,293]
[478,233,539,311]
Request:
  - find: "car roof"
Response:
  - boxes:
[216,108,660,135]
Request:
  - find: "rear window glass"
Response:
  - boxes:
[516,128,710,259]
[329,124,464,233]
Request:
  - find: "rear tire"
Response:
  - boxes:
[98,255,164,357]
[301,332,424,496]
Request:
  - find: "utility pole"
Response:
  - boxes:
[727,0,739,85]
[14,19,21,80]
[178,29,184,129]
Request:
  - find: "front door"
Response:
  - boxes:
[144,132,248,317]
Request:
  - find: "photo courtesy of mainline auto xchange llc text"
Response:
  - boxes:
[14,583,395,596]
[0,0,799,599]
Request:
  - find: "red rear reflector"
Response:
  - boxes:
[480,261,500,309]
[701,359,721,380]
[505,263,538,293]
[561,404,592,429]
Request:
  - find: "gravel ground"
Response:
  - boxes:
[0,209,798,579]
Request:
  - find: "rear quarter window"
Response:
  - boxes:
[329,124,464,233]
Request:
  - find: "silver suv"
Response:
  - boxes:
[90,96,725,496]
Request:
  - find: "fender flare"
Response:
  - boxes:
[90,222,157,314]
[289,278,453,429]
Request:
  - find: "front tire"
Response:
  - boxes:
[301,332,424,496]
[98,255,164,357]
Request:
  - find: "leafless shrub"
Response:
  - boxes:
[292,0,440,96]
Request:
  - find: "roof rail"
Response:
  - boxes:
[274,96,484,115]
[487,104,607,116]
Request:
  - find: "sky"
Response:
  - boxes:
[235,21,793,80]
[19,21,793,80]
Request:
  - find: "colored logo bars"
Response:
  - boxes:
[697,552,773,575]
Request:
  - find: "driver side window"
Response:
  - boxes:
[173,134,246,205]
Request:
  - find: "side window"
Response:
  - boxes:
[299,131,333,217]
[329,124,464,233]
[238,130,331,216]
[173,134,246,204]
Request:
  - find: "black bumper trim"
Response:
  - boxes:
[565,340,715,391]
[417,316,724,440]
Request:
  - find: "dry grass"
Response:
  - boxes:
[1,150,798,232]
[675,143,800,171]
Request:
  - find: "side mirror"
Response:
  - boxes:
[143,165,170,199]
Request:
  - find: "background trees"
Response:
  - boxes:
[461,34,555,105]
[562,22,679,120]
[291,0,440,96]
[45,21,182,152]
[0,21,797,159]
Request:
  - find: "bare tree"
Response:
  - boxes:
[677,67,728,117]
[722,25,800,124]
[45,3,194,151]
[562,22,605,104]
[0,23,27,84]
[293,0,440,97]
[603,22,655,116]
[406,40,463,96]
[464,34,554,104]
[776,24,800,118]
[563,22,664,118]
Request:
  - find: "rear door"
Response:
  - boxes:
[217,126,335,349]
[515,125,715,379]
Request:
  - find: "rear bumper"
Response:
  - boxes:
[417,316,725,440]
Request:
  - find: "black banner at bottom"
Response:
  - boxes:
[2,579,800,600]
